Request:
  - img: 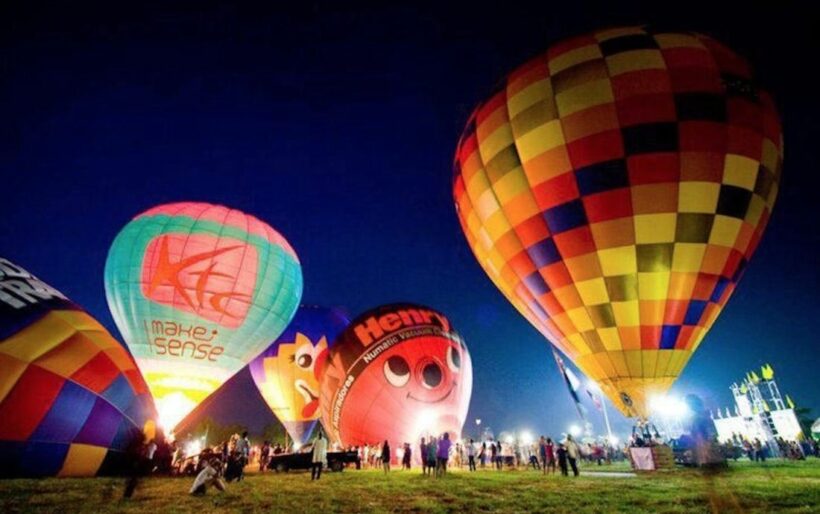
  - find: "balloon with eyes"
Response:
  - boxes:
[319,303,473,451]
[249,306,349,447]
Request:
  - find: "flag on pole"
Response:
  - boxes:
[552,347,586,421]
[586,388,603,411]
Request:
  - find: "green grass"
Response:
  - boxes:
[2,460,819,513]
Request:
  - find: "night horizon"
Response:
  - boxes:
[2,1,818,447]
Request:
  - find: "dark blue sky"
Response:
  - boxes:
[2,2,817,440]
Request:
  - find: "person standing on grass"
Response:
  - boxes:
[557,443,568,476]
[382,440,391,473]
[123,429,147,499]
[565,435,580,476]
[467,439,477,471]
[402,443,412,470]
[311,431,328,481]
[426,437,438,475]
[436,432,452,478]
[490,440,498,470]
[260,441,271,472]
[495,442,503,470]
[420,437,429,475]
[235,431,250,481]
[480,442,487,468]
[544,437,556,475]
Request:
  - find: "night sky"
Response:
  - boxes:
[2,2,818,441]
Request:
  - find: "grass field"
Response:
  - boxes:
[2,459,819,513]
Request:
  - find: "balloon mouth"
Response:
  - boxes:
[297,380,319,416]
[407,383,455,404]
[302,399,319,418]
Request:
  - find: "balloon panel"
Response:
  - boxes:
[452,26,782,418]
[248,305,349,446]
[320,304,472,449]
[0,258,156,477]
[105,202,303,430]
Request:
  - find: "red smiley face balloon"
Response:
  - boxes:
[319,304,473,448]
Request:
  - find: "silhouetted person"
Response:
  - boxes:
[123,430,147,499]
[381,440,391,473]
[557,443,568,476]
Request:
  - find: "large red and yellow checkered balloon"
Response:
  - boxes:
[453,27,782,419]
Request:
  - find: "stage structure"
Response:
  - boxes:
[712,365,804,455]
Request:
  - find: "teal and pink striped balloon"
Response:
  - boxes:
[104,202,302,431]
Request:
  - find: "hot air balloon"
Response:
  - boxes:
[248,305,349,447]
[0,258,156,477]
[453,26,782,419]
[319,303,472,452]
[104,202,302,431]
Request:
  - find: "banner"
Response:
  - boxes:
[552,347,586,422]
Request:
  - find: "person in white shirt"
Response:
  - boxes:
[311,431,328,480]
[467,439,477,471]
[190,458,226,495]
[565,435,580,476]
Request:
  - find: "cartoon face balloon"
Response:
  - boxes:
[249,306,349,446]
[453,26,782,418]
[320,304,472,448]
[0,258,157,477]
[105,202,302,430]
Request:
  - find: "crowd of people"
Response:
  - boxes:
[721,433,818,462]
[121,425,819,499]
[350,433,625,478]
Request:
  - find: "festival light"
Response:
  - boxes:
[569,424,582,438]
[157,391,198,433]
[520,431,533,446]
[609,435,620,446]
[185,439,203,457]
[649,394,691,420]
[416,408,439,436]
[505,435,514,444]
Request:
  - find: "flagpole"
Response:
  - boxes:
[601,396,613,443]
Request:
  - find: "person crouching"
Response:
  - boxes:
[190,458,226,496]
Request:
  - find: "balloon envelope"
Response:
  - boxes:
[0,258,157,477]
[249,305,349,446]
[453,26,782,418]
[320,303,472,449]
[105,202,303,430]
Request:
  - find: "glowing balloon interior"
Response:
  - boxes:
[105,202,303,430]
[249,305,349,446]
[453,26,782,418]
[320,303,472,449]
[0,258,157,477]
